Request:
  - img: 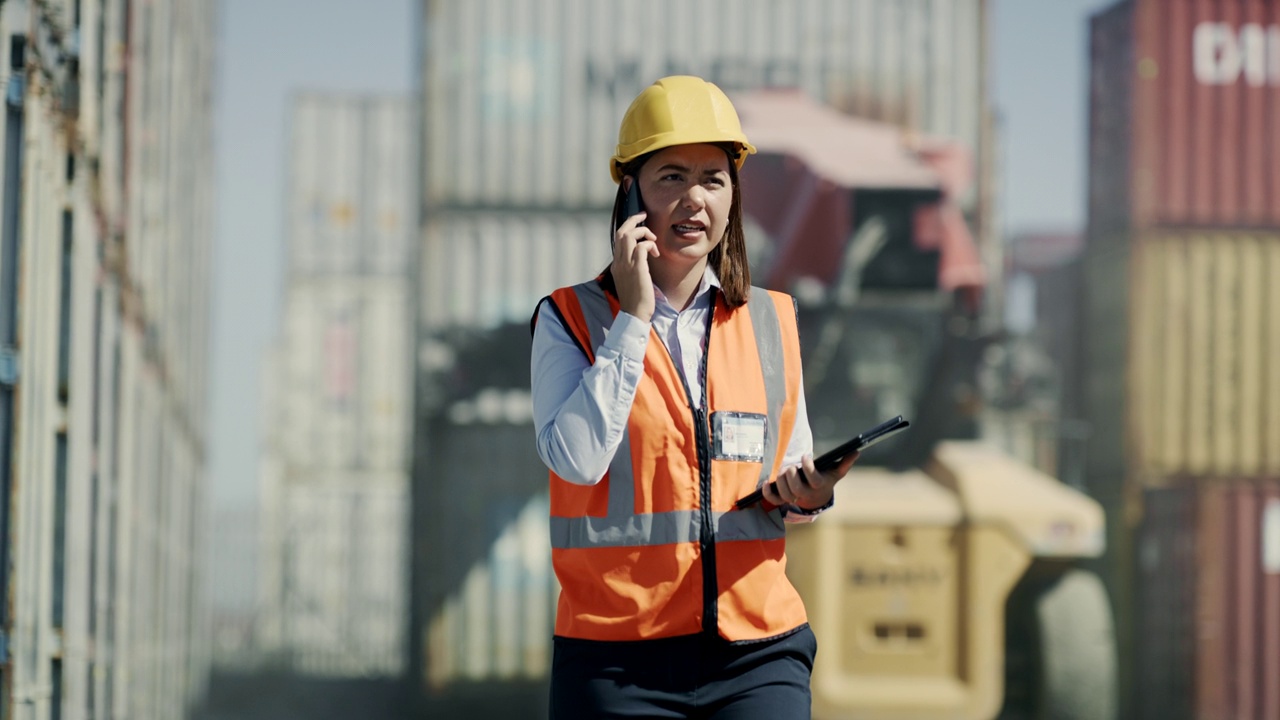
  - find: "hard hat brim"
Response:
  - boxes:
[610,137,757,183]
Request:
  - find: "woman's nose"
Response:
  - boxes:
[681,184,707,209]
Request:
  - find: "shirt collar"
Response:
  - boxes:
[653,265,721,311]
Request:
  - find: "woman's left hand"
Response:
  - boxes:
[761,451,859,511]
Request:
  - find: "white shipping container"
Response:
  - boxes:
[278,478,409,677]
[124,0,217,431]
[420,0,985,211]
[277,278,413,473]
[255,453,285,649]
[289,95,415,278]
[420,211,611,331]
[0,2,215,719]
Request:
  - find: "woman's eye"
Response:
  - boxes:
[661,173,683,182]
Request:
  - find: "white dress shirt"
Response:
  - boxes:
[531,268,825,522]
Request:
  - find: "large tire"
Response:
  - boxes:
[1002,568,1117,720]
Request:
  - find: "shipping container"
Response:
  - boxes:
[276,278,414,473]
[288,95,415,278]
[1134,485,1196,720]
[207,505,260,668]
[419,211,611,331]
[411,397,562,714]
[1128,231,1280,483]
[1090,0,1280,232]
[270,478,410,677]
[0,1,216,719]
[424,493,556,689]
[1136,481,1280,720]
[1087,1,1135,241]
[419,0,986,213]
[257,94,417,681]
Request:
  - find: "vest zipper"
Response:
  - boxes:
[693,296,718,636]
[693,403,717,636]
[659,292,720,637]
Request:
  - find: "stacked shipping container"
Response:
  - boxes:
[1136,483,1280,720]
[1086,1,1280,717]
[420,0,987,214]
[411,0,993,711]
[0,1,217,719]
[256,95,415,678]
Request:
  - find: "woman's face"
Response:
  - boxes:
[634,143,733,273]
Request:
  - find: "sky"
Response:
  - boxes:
[208,0,1119,509]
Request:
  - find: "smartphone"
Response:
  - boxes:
[623,177,644,223]
[734,415,911,510]
[612,178,645,252]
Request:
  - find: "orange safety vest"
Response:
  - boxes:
[542,278,808,642]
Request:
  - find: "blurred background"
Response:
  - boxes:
[1,0,1277,718]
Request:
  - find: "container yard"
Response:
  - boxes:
[0,1,217,718]
[19,0,1264,717]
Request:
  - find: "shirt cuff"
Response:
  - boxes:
[605,311,650,361]
[783,496,834,522]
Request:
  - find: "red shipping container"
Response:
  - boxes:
[1137,481,1280,720]
[1091,0,1280,231]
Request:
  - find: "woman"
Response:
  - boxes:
[530,76,858,720]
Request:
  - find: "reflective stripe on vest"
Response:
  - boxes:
[547,281,788,550]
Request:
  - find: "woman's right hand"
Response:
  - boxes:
[612,211,659,322]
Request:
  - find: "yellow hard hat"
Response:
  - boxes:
[610,76,757,183]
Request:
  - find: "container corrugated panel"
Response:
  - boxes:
[1128,0,1280,229]
[412,404,565,694]
[1135,480,1280,720]
[424,493,557,689]
[280,478,409,677]
[1135,486,1196,720]
[1087,1,1135,240]
[1092,0,1280,232]
[1082,237,1131,495]
[289,95,415,278]
[417,408,540,617]
[124,0,218,429]
[420,212,610,331]
[420,0,985,212]
[278,278,413,472]
[1198,481,1280,720]
[1127,232,1280,482]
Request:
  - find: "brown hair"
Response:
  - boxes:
[602,144,751,308]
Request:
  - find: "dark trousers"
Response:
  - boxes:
[549,625,816,720]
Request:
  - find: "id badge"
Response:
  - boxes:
[711,412,767,463]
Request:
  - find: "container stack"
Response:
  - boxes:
[0,2,217,718]
[1085,1,1280,717]
[257,95,415,677]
